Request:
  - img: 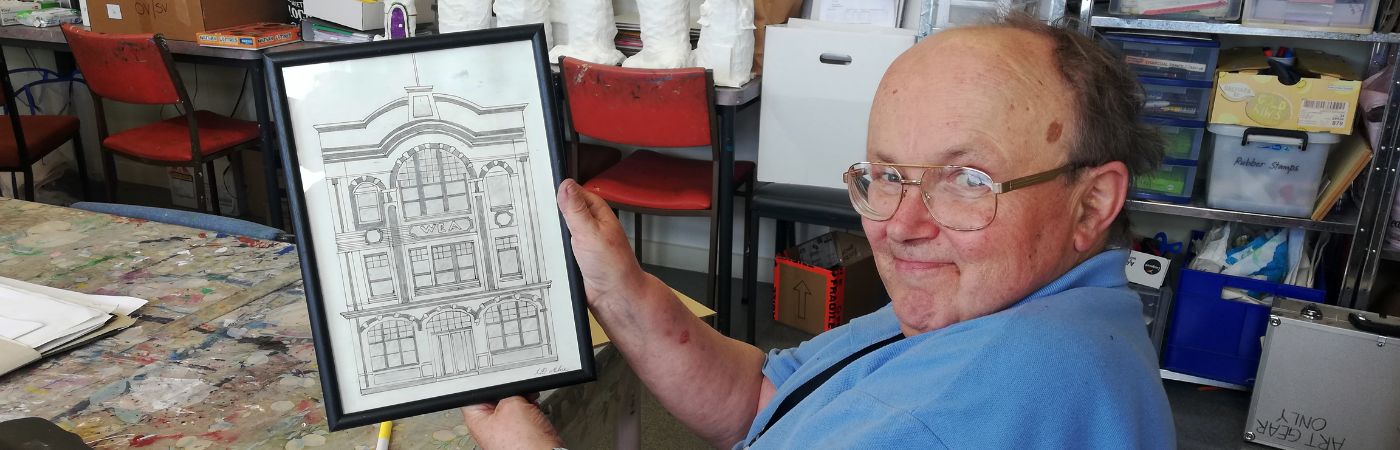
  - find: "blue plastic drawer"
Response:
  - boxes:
[1163,268,1325,386]
[1106,33,1220,81]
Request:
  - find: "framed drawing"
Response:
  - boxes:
[265,25,594,431]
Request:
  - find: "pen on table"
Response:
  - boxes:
[376,421,392,450]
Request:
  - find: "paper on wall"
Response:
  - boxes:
[811,0,900,27]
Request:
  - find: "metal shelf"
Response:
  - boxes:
[1091,16,1400,43]
[1125,200,1358,234]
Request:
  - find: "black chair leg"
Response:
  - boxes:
[205,161,221,216]
[741,182,758,343]
[7,173,17,199]
[633,212,643,262]
[21,168,35,201]
[101,151,118,203]
[192,164,207,213]
[71,134,90,201]
[228,153,248,218]
[704,210,719,312]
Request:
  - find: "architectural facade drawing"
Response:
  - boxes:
[314,83,555,395]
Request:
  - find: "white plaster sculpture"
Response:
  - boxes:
[495,0,553,47]
[691,0,754,87]
[548,0,624,65]
[622,0,692,68]
[438,0,493,33]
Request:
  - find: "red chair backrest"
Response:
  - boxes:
[560,57,714,148]
[61,24,182,105]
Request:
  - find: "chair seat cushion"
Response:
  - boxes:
[583,149,755,210]
[103,110,258,162]
[0,115,79,167]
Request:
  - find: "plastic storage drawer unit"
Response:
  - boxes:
[1206,124,1340,218]
[928,0,1038,29]
[1108,0,1244,21]
[1163,268,1324,387]
[1140,77,1213,122]
[1134,160,1198,204]
[1106,33,1220,82]
[1144,117,1207,160]
[1243,0,1383,34]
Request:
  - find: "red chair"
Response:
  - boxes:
[0,54,88,201]
[61,24,256,214]
[559,57,755,310]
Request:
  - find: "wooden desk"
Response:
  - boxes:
[0,198,641,448]
[0,25,326,230]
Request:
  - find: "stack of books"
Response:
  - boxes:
[301,17,376,44]
[613,15,700,56]
[0,276,146,376]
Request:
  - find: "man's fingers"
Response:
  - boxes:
[497,396,534,409]
[461,403,496,422]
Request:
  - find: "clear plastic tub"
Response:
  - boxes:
[1134,160,1198,204]
[1242,0,1383,34]
[1105,33,1220,81]
[1206,124,1341,217]
[1107,0,1244,21]
[930,0,1038,29]
[1140,77,1214,122]
[1144,117,1208,160]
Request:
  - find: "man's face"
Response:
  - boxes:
[865,29,1089,335]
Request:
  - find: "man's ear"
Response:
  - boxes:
[1072,161,1128,252]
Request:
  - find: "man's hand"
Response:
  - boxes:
[462,396,563,450]
[556,179,648,306]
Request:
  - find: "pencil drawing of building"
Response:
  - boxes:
[314,81,556,395]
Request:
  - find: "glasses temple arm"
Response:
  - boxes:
[992,165,1074,193]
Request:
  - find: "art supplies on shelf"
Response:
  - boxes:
[197,22,302,50]
[301,16,376,44]
[0,276,147,376]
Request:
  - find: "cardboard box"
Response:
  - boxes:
[773,231,887,334]
[756,20,915,190]
[196,22,300,49]
[1209,47,1362,135]
[152,0,288,41]
[303,0,434,31]
[87,0,155,34]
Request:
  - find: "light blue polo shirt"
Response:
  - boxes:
[741,250,1175,449]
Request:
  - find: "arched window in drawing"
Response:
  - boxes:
[365,319,419,371]
[408,242,480,290]
[395,144,471,219]
[482,299,542,353]
[350,179,385,228]
[425,309,475,376]
[362,252,395,298]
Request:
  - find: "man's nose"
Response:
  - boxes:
[883,188,942,242]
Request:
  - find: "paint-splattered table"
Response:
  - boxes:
[0,198,635,449]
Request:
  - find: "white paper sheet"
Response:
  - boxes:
[0,315,43,340]
[0,283,109,349]
[0,276,146,316]
[811,0,901,27]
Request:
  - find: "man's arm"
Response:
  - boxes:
[558,179,773,448]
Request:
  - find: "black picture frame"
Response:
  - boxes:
[265,25,594,431]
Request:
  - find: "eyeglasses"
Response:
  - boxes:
[843,162,1074,231]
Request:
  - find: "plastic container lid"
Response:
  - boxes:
[1207,124,1344,145]
[1142,116,1207,128]
[1139,76,1214,89]
[1105,32,1220,48]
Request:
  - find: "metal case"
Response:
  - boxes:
[1244,297,1400,450]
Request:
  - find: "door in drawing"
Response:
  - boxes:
[426,309,475,377]
[436,330,474,376]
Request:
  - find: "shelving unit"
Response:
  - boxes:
[1125,200,1359,234]
[1079,3,1400,310]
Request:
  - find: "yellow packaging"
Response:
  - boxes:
[1209,48,1361,135]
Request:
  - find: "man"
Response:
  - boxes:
[464,14,1175,449]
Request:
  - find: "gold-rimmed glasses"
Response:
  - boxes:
[842,162,1074,231]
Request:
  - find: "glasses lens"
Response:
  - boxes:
[846,163,903,220]
[922,167,997,231]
